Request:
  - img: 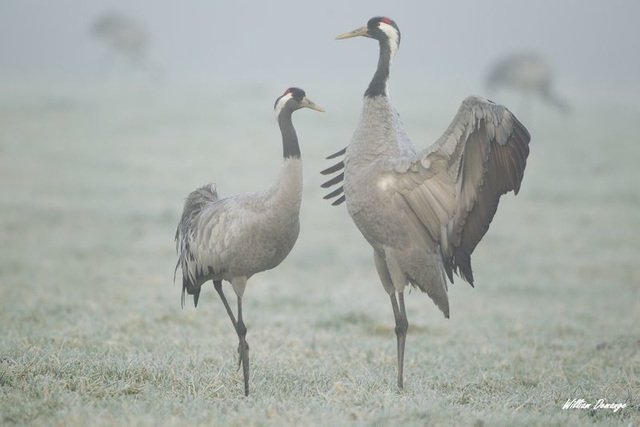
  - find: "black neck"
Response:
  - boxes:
[278,110,300,159]
[365,39,392,98]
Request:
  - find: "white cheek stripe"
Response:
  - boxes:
[379,22,399,59]
[274,93,294,117]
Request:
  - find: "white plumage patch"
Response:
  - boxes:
[377,175,395,191]
[379,22,400,59]
[274,92,293,117]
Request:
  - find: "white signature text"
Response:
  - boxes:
[562,398,627,413]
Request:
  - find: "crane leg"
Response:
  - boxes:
[213,281,249,396]
[390,292,408,391]
[214,281,237,329]
[236,296,250,397]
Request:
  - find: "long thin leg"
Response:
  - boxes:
[236,295,249,397]
[214,281,237,329]
[398,292,408,388]
[214,281,250,396]
[390,292,409,390]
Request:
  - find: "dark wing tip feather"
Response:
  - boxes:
[181,282,186,309]
[332,195,346,206]
[320,161,344,176]
[193,288,201,307]
[452,249,474,287]
[321,172,344,189]
[511,118,531,195]
[181,273,203,309]
[181,278,203,308]
[321,147,347,205]
[326,147,346,160]
[443,259,455,283]
[323,186,344,200]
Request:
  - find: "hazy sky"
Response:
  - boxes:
[1,1,639,97]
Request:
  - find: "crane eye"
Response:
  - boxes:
[380,17,392,25]
[284,89,292,95]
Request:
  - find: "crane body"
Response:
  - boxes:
[175,88,323,396]
[322,17,531,390]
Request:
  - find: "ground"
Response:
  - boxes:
[0,83,638,426]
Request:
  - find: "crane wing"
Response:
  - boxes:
[388,96,530,285]
[321,147,347,205]
[175,184,219,307]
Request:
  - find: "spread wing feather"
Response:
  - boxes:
[388,96,530,285]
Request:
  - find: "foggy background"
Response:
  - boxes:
[1,2,639,424]
[1,0,639,104]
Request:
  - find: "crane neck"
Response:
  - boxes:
[278,110,300,159]
[365,39,394,98]
[269,110,303,211]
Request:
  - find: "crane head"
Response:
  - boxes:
[274,88,325,117]
[336,17,401,47]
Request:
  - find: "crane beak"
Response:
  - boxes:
[335,26,370,40]
[301,97,325,112]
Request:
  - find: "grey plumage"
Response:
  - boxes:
[92,12,147,59]
[174,183,219,308]
[91,12,159,77]
[322,17,531,390]
[174,87,323,396]
[175,172,303,307]
[487,52,569,113]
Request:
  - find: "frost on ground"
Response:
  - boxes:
[0,84,638,426]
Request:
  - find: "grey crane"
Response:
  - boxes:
[487,52,569,114]
[321,17,531,390]
[175,88,324,396]
[91,12,152,75]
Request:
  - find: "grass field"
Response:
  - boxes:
[1,83,638,426]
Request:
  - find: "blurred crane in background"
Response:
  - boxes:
[91,12,157,78]
[486,52,570,115]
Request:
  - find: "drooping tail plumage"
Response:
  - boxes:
[175,183,219,308]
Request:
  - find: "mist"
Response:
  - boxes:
[1,0,639,105]
[2,2,640,423]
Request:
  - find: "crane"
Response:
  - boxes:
[486,52,570,114]
[175,88,323,396]
[321,17,531,390]
[91,12,153,76]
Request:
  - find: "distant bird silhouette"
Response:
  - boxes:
[91,12,155,76]
[175,88,323,396]
[487,52,569,114]
[322,17,531,390]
